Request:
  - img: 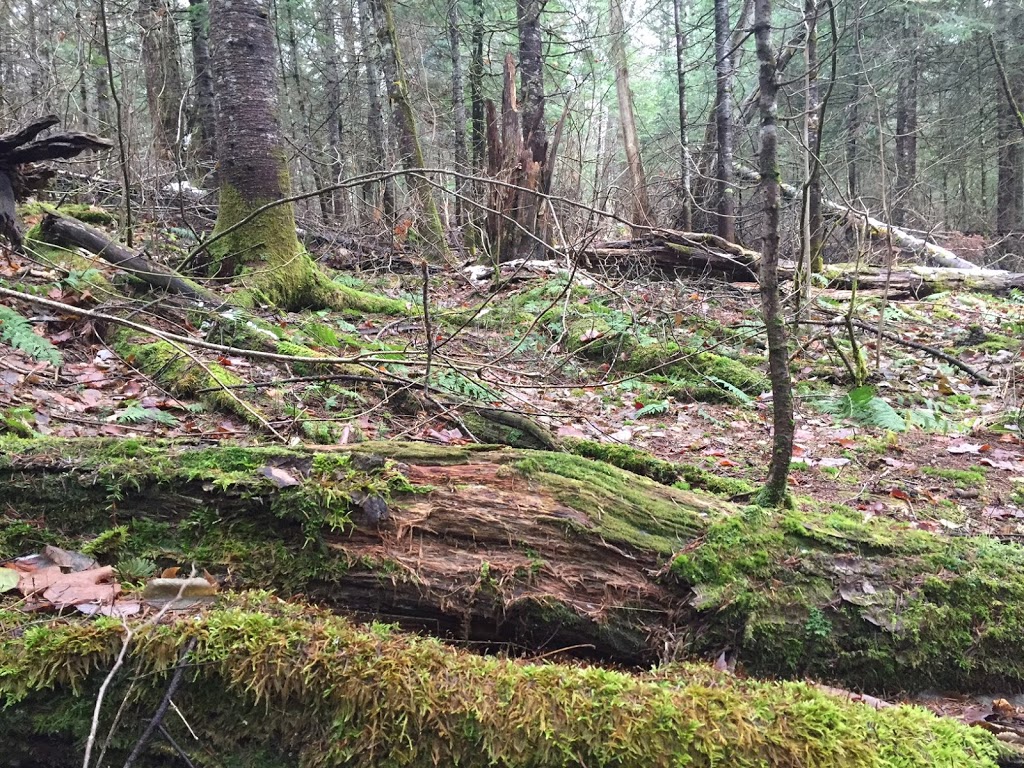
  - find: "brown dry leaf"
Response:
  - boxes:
[77,601,142,618]
[40,565,118,608]
[17,565,65,595]
[42,544,96,572]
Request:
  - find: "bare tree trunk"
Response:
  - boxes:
[714,0,736,242]
[92,0,113,136]
[672,0,692,231]
[470,0,486,174]
[318,0,346,221]
[356,0,394,224]
[187,0,217,168]
[516,0,547,259]
[893,10,919,229]
[137,0,185,158]
[371,0,451,261]
[995,0,1023,239]
[608,0,651,229]
[448,0,470,230]
[754,0,792,507]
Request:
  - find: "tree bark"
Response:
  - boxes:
[470,0,486,174]
[317,0,346,221]
[753,0,792,507]
[515,0,548,259]
[448,0,470,229]
[672,0,692,231]
[893,9,919,229]
[995,0,1023,240]
[356,0,394,224]
[208,0,302,285]
[608,0,651,229]
[137,0,185,159]
[371,0,451,262]
[187,0,217,168]
[714,0,736,242]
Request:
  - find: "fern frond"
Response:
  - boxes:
[813,386,907,431]
[0,306,61,366]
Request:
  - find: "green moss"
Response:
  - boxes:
[0,597,1007,767]
[563,439,754,498]
[20,202,116,225]
[514,451,728,554]
[921,466,987,488]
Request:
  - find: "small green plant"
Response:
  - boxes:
[812,386,906,431]
[112,402,179,426]
[0,306,61,365]
[805,607,833,641]
[115,555,156,584]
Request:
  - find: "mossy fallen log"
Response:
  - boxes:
[0,596,1013,768]
[3,437,1024,695]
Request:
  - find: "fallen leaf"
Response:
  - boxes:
[947,443,987,454]
[0,567,19,593]
[261,465,300,488]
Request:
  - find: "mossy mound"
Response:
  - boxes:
[0,595,1009,768]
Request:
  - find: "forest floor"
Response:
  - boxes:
[2,213,1024,722]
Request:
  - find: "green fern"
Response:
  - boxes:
[431,370,497,402]
[0,306,61,366]
[814,386,907,431]
[634,400,669,418]
[113,403,179,426]
[703,376,755,405]
[304,322,340,348]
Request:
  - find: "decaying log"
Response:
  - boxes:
[0,115,113,251]
[583,228,1024,296]
[4,437,1024,696]
[1,595,1016,768]
[37,212,223,307]
[734,164,978,269]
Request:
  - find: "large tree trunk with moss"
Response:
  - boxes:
[5,437,1024,700]
[207,0,381,310]
[208,0,303,295]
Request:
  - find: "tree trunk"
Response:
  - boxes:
[714,0,736,242]
[371,0,451,262]
[3,537,1013,768]
[515,0,547,259]
[803,0,822,273]
[470,0,486,174]
[672,0,692,231]
[4,438,1024,700]
[893,9,919,229]
[995,0,1023,240]
[137,0,185,159]
[753,0,792,506]
[187,0,217,169]
[356,0,394,224]
[207,0,317,307]
[318,0,346,221]
[448,0,470,230]
[608,0,651,229]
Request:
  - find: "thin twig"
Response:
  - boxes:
[123,637,198,768]
[421,259,432,396]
